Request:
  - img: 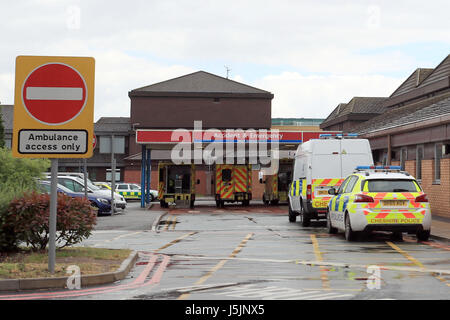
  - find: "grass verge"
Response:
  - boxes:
[0,247,132,279]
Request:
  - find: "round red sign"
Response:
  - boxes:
[22,63,87,125]
[93,134,97,149]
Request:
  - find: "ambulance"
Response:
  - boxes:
[288,134,374,226]
[261,159,292,205]
[158,162,197,208]
[215,164,252,207]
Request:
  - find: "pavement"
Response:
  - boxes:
[431,215,450,241]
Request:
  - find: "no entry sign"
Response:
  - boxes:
[22,63,87,125]
[12,56,95,159]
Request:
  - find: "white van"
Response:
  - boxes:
[288,135,374,226]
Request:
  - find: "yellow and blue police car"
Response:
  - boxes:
[327,166,431,242]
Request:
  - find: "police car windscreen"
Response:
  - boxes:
[364,179,418,192]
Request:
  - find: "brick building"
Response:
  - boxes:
[321,54,450,218]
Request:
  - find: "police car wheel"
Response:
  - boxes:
[300,204,310,227]
[288,202,296,223]
[391,232,403,241]
[326,210,337,234]
[344,213,356,241]
[416,230,430,241]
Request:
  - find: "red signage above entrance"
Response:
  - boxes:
[136,130,340,145]
[22,63,87,125]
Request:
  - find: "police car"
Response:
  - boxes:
[326,166,431,241]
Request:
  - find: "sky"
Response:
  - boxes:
[0,0,449,121]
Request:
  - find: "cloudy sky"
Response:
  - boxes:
[1,0,449,121]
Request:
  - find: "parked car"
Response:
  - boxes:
[52,175,127,210]
[326,166,431,241]
[38,180,114,215]
[115,183,158,202]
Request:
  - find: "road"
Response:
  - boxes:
[1,201,449,300]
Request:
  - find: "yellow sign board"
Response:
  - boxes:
[12,56,95,158]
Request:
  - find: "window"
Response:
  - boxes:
[364,179,419,192]
[222,169,232,182]
[99,136,125,154]
[400,147,407,171]
[343,176,358,193]
[131,185,140,190]
[117,184,128,190]
[58,178,75,192]
[416,145,424,180]
[338,176,352,194]
[435,143,443,183]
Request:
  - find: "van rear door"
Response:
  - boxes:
[340,139,374,177]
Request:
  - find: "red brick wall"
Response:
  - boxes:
[252,170,264,200]
[123,168,158,190]
[420,159,450,218]
[405,160,416,178]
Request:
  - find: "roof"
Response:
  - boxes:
[417,54,450,88]
[0,105,13,131]
[94,117,131,133]
[383,54,450,108]
[356,96,450,135]
[340,97,387,115]
[320,97,387,128]
[390,68,434,98]
[129,71,273,98]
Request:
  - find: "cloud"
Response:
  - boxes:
[254,72,403,118]
[0,0,449,121]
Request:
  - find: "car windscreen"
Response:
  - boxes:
[74,177,100,191]
[57,183,74,194]
[363,179,420,192]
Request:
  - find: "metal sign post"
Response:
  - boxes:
[48,158,58,273]
[110,134,115,214]
[83,158,88,199]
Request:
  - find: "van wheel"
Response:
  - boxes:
[262,195,269,205]
[344,213,356,241]
[417,230,430,241]
[300,203,311,227]
[215,200,221,208]
[288,201,296,223]
[327,210,337,234]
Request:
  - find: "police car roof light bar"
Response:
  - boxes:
[355,165,402,170]
[319,133,359,139]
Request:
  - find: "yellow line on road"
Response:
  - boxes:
[387,241,449,287]
[310,234,330,290]
[178,233,254,300]
[154,232,197,253]
[93,231,143,247]
[171,217,177,230]
[163,215,173,231]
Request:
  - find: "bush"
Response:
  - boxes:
[4,191,97,251]
[0,148,50,251]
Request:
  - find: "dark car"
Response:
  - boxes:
[38,181,113,215]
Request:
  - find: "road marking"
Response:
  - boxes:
[93,231,143,247]
[163,215,173,231]
[387,241,449,287]
[310,234,330,290]
[171,216,177,230]
[178,233,253,300]
[154,232,197,253]
[214,284,353,300]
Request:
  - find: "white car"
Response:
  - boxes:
[327,166,432,241]
[56,176,127,210]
